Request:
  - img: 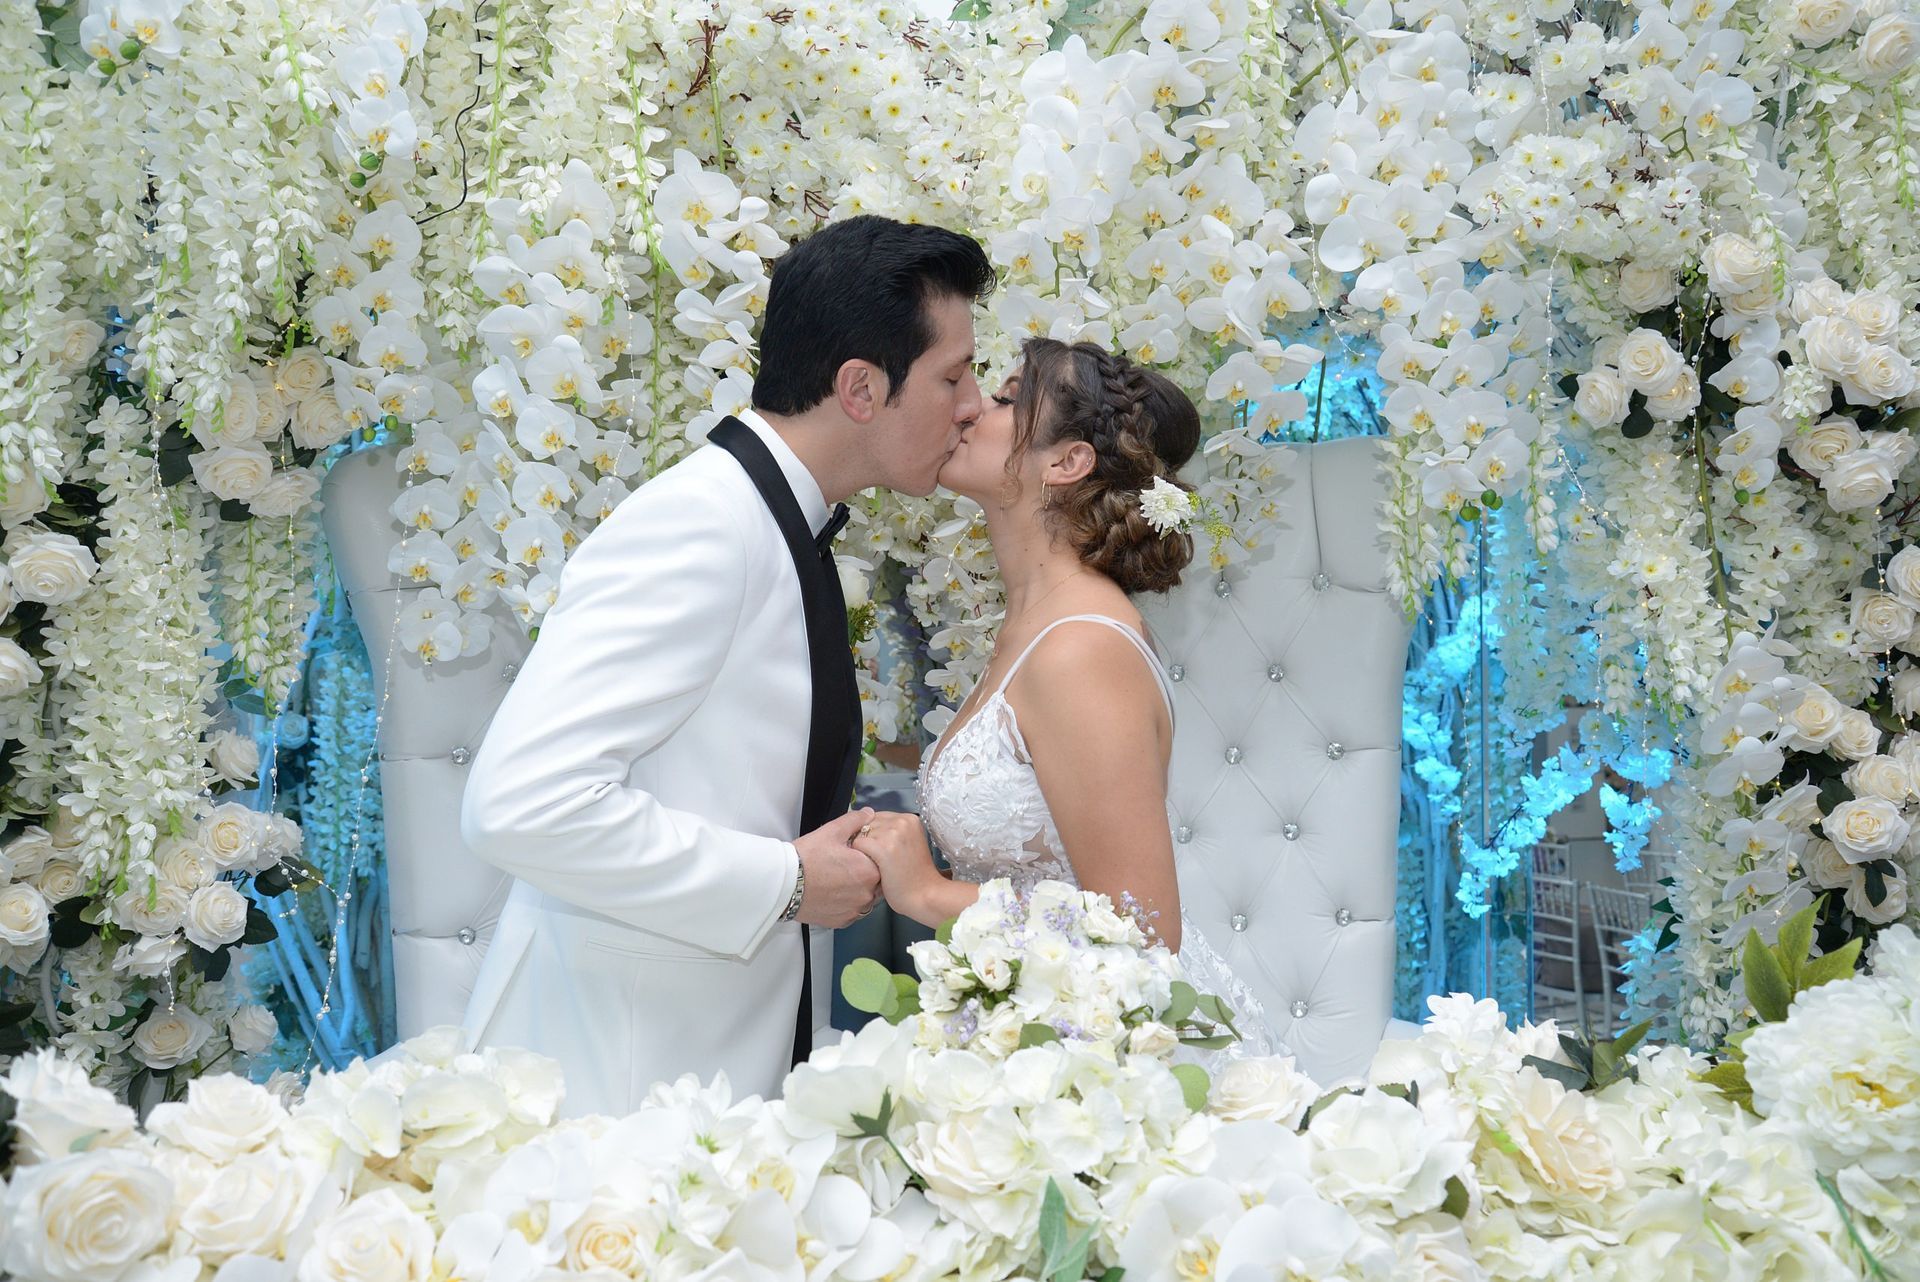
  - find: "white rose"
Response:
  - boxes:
[1845,755,1914,804]
[1784,685,1846,749]
[48,805,85,850]
[1617,263,1678,312]
[1887,547,1920,612]
[149,1074,287,1161]
[976,1002,1027,1058]
[1831,706,1883,761]
[0,882,51,970]
[1307,1091,1475,1218]
[292,394,352,451]
[1802,838,1854,889]
[180,1150,327,1264]
[1127,1021,1179,1058]
[1845,865,1908,923]
[50,315,106,372]
[229,1003,280,1055]
[564,1196,652,1274]
[1788,417,1864,474]
[1802,313,1871,379]
[131,1004,214,1070]
[1848,346,1916,405]
[1822,448,1898,511]
[112,932,188,979]
[202,802,265,871]
[973,944,1014,991]
[1614,328,1683,394]
[1824,795,1910,861]
[112,879,190,936]
[1644,366,1702,421]
[4,825,55,879]
[253,375,291,444]
[0,1148,172,1282]
[0,635,43,698]
[1895,666,1920,719]
[1702,233,1774,300]
[209,729,260,785]
[249,469,323,518]
[1860,12,1920,75]
[836,556,872,607]
[278,346,330,397]
[0,475,50,527]
[0,1048,137,1164]
[1845,291,1903,343]
[5,529,99,605]
[0,564,17,620]
[191,444,275,502]
[1853,590,1916,647]
[1573,367,1630,425]
[1792,278,1849,323]
[183,881,250,952]
[1211,1056,1319,1125]
[1792,0,1859,43]
[34,859,83,902]
[256,813,304,873]
[296,1188,436,1282]
[190,374,261,449]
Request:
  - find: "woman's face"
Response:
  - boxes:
[936,367,1037,507]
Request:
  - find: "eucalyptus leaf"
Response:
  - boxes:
[839,957,897,1016]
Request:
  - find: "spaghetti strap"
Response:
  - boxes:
[995,614,1177,717]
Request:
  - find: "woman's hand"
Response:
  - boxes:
[851,811,950,926]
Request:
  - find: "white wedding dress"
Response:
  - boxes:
[917,613,1288,1065]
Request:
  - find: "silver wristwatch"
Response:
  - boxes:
[779,852,806,922]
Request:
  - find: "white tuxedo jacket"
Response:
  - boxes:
[459,410,834,1118]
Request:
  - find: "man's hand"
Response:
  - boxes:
[793,808,882,927]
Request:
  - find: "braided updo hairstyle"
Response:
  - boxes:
[1007,337,1202,594]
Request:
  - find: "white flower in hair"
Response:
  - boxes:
[1139,476,1194,535]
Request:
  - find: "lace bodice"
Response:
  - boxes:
[916,615,1287,1063]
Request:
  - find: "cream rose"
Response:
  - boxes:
[209,729,260,785]
[1896,666,1920,719]
[183,881,250,952]
[278,346,330,398]
[1784,685,1846,749]
[190,373,261,450]
[1791,0,1859,43]
[0,476,50,527]
[0,1049,138,1164]
[1861,12,1920,75]
[1846,755,1914,804]
[0,881,51,962]
[111,879,190,936]
[180,1150,326,1264]
[1845,290,1902,342]
[292,394,352,451]
[835,556,871,608]
[1787,417,1864,474]
[1831,706,1883,760]
[563,1197,652,1275]
[48,804,85,850]
[202,802,264,871]
[1846,865,1908,923]
[1801,313,1871,379]
[50,315,106,372]
[1802,838,1854,889]
[1852,590,1916,647]
[1848,346,1916,404]
[34,859,83,902]
[1887,547,1920,612]
[5,825,55,880]
[1644,366,1702,421]
[256,812,304,872]
[0,1148,172,1282]
[112,932,187,978]
[296,1188,435,1282]
[0,636,44,697]
[1613,328,1684,394]
[249,469,322,519]
[1211,1055,1318,1125]
[1574,367,1630,425]
[229,1003,280,1054]
[191,444,274,502]
[1792,277,1849,323]
[1617,263,1679,312]
[5,529,99,605]
[131,1004,213,1071]
[1127,1021,1179,1058]
[1702,233,1774,300]
[1825,795,1910,861]
[1821,448,1899,511]
[149,1075,287,1161]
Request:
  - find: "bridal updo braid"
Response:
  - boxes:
[1007,338,1202,594]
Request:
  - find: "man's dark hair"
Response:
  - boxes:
[752,216,995,415]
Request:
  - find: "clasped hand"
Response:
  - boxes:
[792,808,940,927]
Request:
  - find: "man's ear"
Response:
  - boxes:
[1050,439,1097,486]
[836,360,886,424]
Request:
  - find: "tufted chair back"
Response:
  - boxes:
[321,447,523,1042]
[1139,437,1412,1086]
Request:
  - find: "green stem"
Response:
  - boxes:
[1103,4,1150,55]
[1309,0,1352,88]
[1818,1173,1890,1281]
[1692,415,1736,649]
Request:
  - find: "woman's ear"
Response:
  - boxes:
[1050,439,1097,486]
[836,360,884,424]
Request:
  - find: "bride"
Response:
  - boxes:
[852,336,1286,1061]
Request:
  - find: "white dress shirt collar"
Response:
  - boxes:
[735,407,833,538]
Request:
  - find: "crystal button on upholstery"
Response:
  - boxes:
[1326,742,1344,760]
[1214,576,1231,599]
[457,927,477,945]
[450,747,472,766]
[1169,664,1185,682]
[1230,913,1248,932]
[1176,825,1192,844]
[1336,908,1352,926]
[1312,572,1330,591]
[1225,746,1243,765]
[1267,664,1284,681]
[501,663,519,682]
[1290,1000,1309,1018]
[1283,823,1299,840]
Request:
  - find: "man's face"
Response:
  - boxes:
[869,293,982,496]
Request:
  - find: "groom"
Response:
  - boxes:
[458,216,994,1117]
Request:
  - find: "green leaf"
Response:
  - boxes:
[1556,1032,1594,1074]
[1521,1054,1590,1092]
[1441,1174,1470,1219]
[1776,905,1816,988]
[1171,1062,1210,1113]
[1162,980,1198,1025]
[949,0,991,17]
[839,958,898,1016]
[935,918,955,946]
[1816,777,1852,817]
[1299,1086,1359,1130]
[891,973,921,1019]
[1621,399,1654,439]
[1020,1021,1062,1048]
[1802,937,1864,990]
[1880,405,1920,434]
[217,499,252,522]
[1700,383,1739,418]
[1695,1060,1756,1113]
[1038,1178,1071,1278]
[1610,1019,1654,1061]
[252,863,292,898]
[849,1087,896,1139]
[241,904,278,946]
[1742,927,1793,1022]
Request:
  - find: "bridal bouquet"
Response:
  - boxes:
[841,878,1240,1066]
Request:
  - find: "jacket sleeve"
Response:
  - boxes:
[458,472,799,959]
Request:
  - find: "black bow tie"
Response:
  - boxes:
[814,502,850,555]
